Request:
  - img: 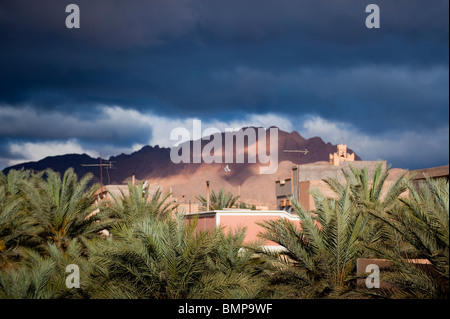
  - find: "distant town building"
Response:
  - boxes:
[276,144,388,211]
[184,209,301,250]
[409,165,449,182]
[276,160,385,211]
[329,143,355,166]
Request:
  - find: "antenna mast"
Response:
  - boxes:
[81,153,116,185]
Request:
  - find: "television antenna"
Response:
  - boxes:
[81,153,116,185]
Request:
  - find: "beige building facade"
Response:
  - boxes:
[276,144,389,211]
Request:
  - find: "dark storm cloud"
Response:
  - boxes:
[1,1,447,108]
[0,0,448,169]
[0,105,153,146]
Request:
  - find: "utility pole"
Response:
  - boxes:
[206,180,211,211]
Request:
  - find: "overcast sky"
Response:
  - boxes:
[0,0,448,170]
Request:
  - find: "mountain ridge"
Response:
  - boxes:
[3,128,360,182]
[2,128,361,208]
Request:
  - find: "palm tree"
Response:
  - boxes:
[90,183,269,299]
[0,249,58,299]
[259,183,368,298]
[0,238,102,299]
[19,168,107,253]
[104,181,175,225]
[367,177,449,298]
[203,226,275,298]
[324,162,410,213]
[91,212,266,299]
[196,188,240,210]
[0,169,104,299]
[1,170,23,264]
[0,169,40,267]
[322,163,412,258]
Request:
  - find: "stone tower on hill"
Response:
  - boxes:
[329,144,355,166]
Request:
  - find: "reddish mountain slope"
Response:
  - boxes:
[3,128,361,208]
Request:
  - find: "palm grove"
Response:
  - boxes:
[0,164,448,299]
